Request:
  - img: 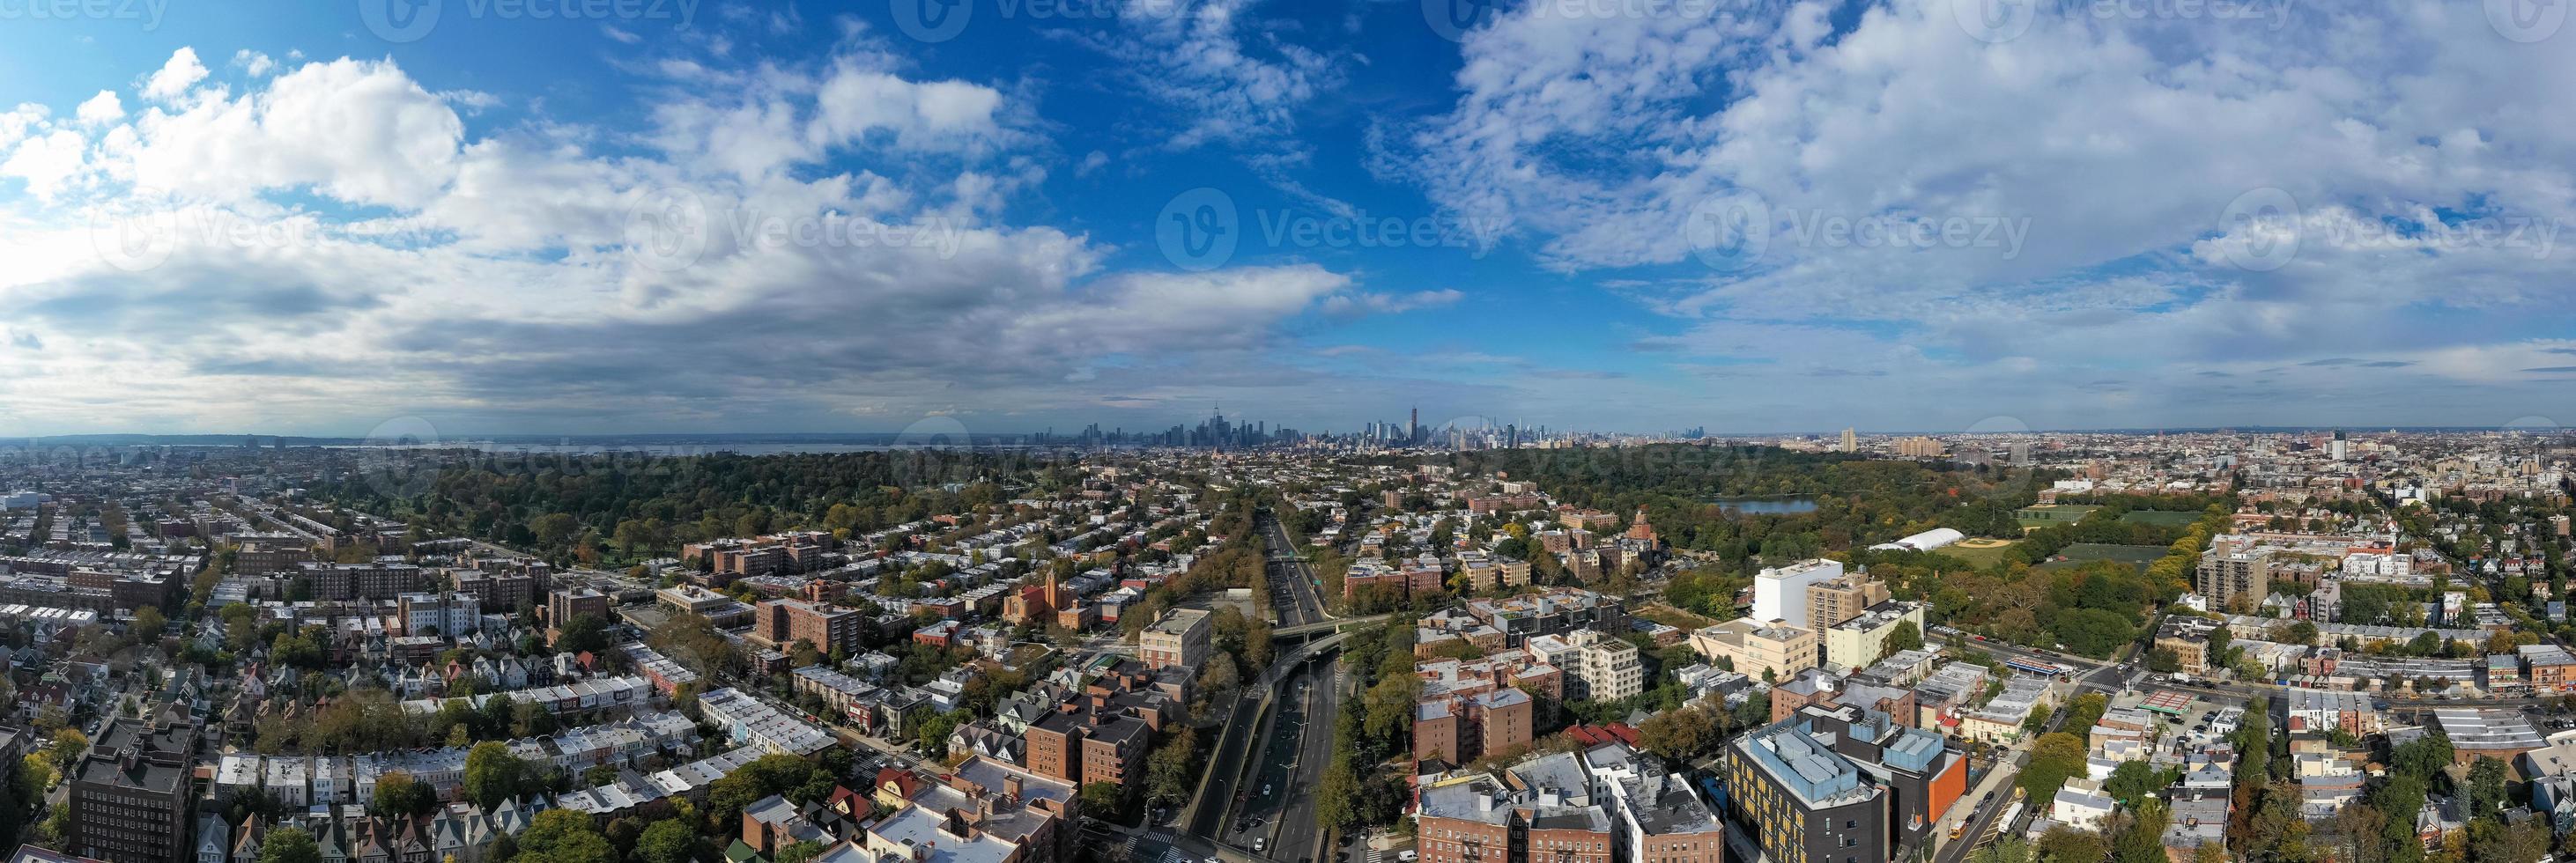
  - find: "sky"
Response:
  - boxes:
[0,0,2571,440]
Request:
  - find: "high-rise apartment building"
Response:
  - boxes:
[1805,572,1892,635]
[70,709,200,863]
[2195,537,2273,609]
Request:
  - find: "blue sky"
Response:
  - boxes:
[0,0,2572,439]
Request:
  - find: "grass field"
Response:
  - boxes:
[2037,542,2169,572]
[2016,504,2102,530]
[2118,510,2202,527]
[1934,538,2018,568]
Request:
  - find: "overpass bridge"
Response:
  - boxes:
[1271,612,1395,639]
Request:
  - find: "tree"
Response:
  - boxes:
[2390,731,2453,780]
[1314,756,1358,830]
[14,754,56,803]
[374,771,436,818]
[132,606,167,637]
[2019,732,2086,802]
[633,821,697,863]
[2466,756,2508,816]
[259,827,320,863]
[2104,761,2162,805]
[774,842,825,863]
[1196,656,1240,696]
[1881,619,1924,659]
[555,614,611,655]
[463,741,528,809]
[2113,797,2172,863]
[46,730,87,770]
[515,810,617,863]
[1077,781,1124,818]
[478,694,518,741]
[2034,827,2107,863]
[1636,705,1717,763]
[1144,728,1202,807]
[529,513,582,549]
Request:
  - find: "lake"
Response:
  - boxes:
[1713,497,1821,515]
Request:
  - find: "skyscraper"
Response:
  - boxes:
[1839,428,1858,453]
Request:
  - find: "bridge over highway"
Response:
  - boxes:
[1271,612,1394,639]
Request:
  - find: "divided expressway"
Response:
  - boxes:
[1182,509,1354,863]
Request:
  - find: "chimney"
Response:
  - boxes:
[1003,776,1023,805]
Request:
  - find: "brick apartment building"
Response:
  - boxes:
[295,560,424,601]
[1020,669,1178,789]
[547,587,609,629]
[751,599,865,657]
[70,709,200,863]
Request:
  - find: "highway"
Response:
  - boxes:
[1260,510,1330,628]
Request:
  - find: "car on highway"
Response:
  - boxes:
[1254,838,1267,853]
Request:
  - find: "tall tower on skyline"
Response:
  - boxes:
[1410,407,1419,445]
[1840,428,1858,453]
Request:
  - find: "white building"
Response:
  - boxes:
[1752,558,1844,629]
[2052,778,2116,831]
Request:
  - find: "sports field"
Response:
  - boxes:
[2118,510,2202,527]
[1935,537,2017,568]
[2015,504,2101,530]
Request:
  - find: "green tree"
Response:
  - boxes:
[1144,727,1201,807]
[46,730,87,770]
[133,606,167,637]
[1881,618,1924,659]
[555,614,611,655]
[2034,827,2107,863]
[463,741,528,809]
[633,821,697,863]
[2104,761,2163,805]
[2466,756,2508,816]
[374,771,436,818]
[514,810,617,863]
[2018,732,2086,802]
[1077,781,1123,818]
[14,755,56,804]
[259,827,321,863]
[774,842,824,863]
